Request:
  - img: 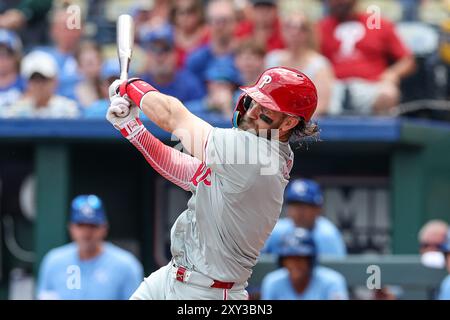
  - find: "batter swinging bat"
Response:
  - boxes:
[117,14,134,81]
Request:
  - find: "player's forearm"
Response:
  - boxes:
[128,127,201,191]
[140,92,182,133]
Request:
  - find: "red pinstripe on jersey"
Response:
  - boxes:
[129,128,202,191]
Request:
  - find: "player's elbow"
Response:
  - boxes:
[165,96,190,132]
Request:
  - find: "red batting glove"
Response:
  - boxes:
[110,78,158,109]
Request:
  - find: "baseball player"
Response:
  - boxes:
[262,179,347,258]
[106,67,318,300]
[261,227,348,300]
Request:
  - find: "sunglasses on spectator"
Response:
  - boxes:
[283,21,309,32]
[176,6,197,15]
[420,242,442,250]
[148,44,173,55]
[207,16,234,25]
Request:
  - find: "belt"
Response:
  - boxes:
[174,265,235,290]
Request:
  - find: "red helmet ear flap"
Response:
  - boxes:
[232,93,247,127]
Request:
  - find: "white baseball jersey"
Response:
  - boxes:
[170,127,293,284]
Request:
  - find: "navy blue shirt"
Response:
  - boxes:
[141,69,205,104]
[185,45,236,83]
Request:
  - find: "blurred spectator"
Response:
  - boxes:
[438,16,450,99]
[83,59,119,118]
[319,0,416,115]
[140,23,205,103]
[235,39,266,86]
[37,195,143,300]
[74,41,103,109]
[235,0,284,52]
[0,0,53,47]
[261,227,348,300]
[438,230,450,300]
[186,0,237,83]
[399,0,424,21]
[263,179,347,258]
[0,29,24,108]
[135,0,174,48]
[419,220,448,269]
[38,7,83,100]
[186,62,241,118]
[172,0,209,68]
[266,12,335,116]
[0,50,79,118]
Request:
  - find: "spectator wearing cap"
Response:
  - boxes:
[418,220,448,269]
[438,230,450,300]
[319,0,416,115]
[83,59,121,118]
[74,41,104,109]
[0,29,24,108]
[265,12,335,117]
[235,0,284,52]
[0,50,79,118]
[36,7,83,100]
[235,39,266,86]
[140,23,205,103]
[171,0,209,68]
[261,227,348,300]
[36,195,143,300]
[186,61,242,119]
[185,0,238,83]
[263,179,346,258]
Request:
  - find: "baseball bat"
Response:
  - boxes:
[117,14,134,81]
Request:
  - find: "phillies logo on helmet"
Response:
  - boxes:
[258,75,272,89]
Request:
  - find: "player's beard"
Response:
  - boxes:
[239,115,285,140]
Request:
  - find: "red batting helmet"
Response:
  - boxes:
[232,67,318,127]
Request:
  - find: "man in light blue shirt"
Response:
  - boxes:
[263,179,346,258]
[37,195,143,300]
[261,227,348,300]
[438,230,450,300]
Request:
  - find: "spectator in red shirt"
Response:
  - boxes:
[235,0,284,52]
[172,0,209,68]
[319,0,416,115]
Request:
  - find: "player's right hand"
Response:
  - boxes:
[109,78,158,108]
[106,96,144,139]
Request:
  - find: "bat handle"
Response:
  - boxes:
[119,58,130,81]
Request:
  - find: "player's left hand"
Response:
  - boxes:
[106,96,143,139]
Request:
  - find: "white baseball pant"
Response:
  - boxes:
[129,262,249,300]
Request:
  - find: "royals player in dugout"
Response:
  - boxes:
[106,66,318,300]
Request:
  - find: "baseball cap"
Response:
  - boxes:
[0,29,22,53]
[21,51,58,79]
[140,23,174,49]
[70,195,107,225]
[285,179,323,206]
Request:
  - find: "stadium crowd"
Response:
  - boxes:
[0,0,448,120]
